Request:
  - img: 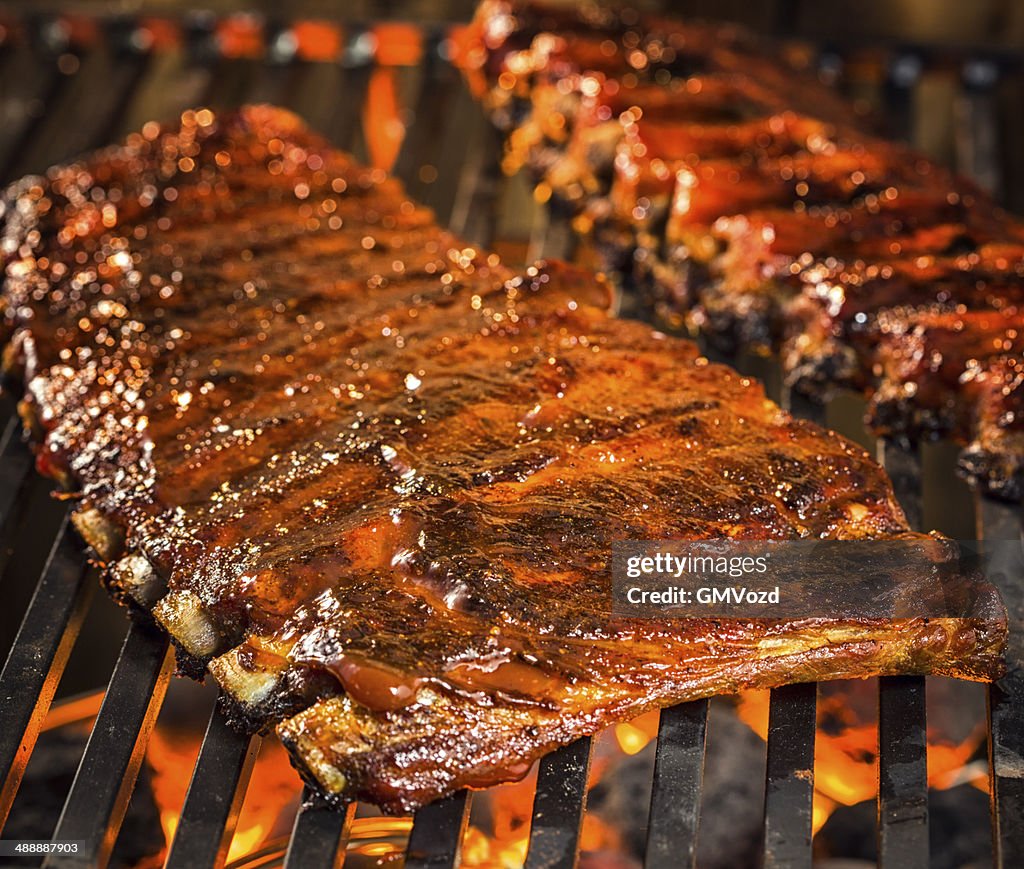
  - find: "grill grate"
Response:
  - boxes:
[163,699,260,869]
[406,791,472,869]
[0,11,1021,869]
[46,623,172,869]
[284,792,353,869]
[0,517,91,832]
[643,698,708,868]
[763,683,817,869]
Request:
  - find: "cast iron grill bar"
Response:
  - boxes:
[784,391,825,426]
[762,682,817,869]
[878,675,929,867]
[448,113,503,246]
[877,441,925,531]
[0,422,33,533]
[327,61,375,156]
[240,44,304,113]
[979,496,1024,868]
[957,59,1002,194]
[524,736,593,869]
[427,81,497,231]
[643,698,709,869]
[2,26,145,180]
[0,393,18,442]
[283,791,355,869]
[0,517,91,831]
[0,390,18,441]
[0,474,75,635]
[405,790,472,869]
[43,622,173,869]
[0,38,62,175]
[200,55,267,113]
[392,28,462,216]
[873,441,930,868]
[884,52,923,145]
[784,400,931,867]
[528,206,577,265]
[164,697,261,869]
[765,391,824,869]
[0,31,80,183]
[989,680,1024,869]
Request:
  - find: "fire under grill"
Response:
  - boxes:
[0,9,1021,869]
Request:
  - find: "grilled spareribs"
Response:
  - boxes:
[459,0,1024,500]
[0,107,1006,812]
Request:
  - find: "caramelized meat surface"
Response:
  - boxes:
[868,310,1024,498]
[1,107,1006,812]
[461,0,1024,500]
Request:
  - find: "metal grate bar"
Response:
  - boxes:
[164,697,261,869]
[423,76,489,227]
[0,475,72,640]
[873,440,930,867]
[448,112,503,247]
[877,674,929,868]
[334,53,375,157]
[8,36,150,179]
[525,736,593,869]
[405,790,472,869]
[644,698,709,869]
[784,391,825,426]
[527,206,577,265]
[0,38,59,174]
[336,68,377,155]
[0,393,18,444]
[198,55,266,113]
[763,682,817,869]
[877,441,924,531]
[0,518,91,831]
[884,52,923,145]
[238,31,298,107]
[979,496,1024,868]
[43,622,172,869]
[0,37,76,183]
[267,60,344,130]
[0,422,33,533]
[956,59,1002,193]
[283,789,355,869]
[393,29,462,213]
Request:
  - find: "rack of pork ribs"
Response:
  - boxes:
[0,105,1006,813]
[457,0,1024,502]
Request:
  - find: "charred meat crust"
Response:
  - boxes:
[0,104,1006,812]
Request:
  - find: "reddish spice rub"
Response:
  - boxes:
[460,0,1024,500]
[0,106,1006,813]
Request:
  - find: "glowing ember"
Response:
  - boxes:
[614,709,660,755]
[31,678,986,866]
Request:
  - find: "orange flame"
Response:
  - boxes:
[292,21,344,62]
[461,768,621,868]
[362,67,406,172]
[737,682,985,834]
[146,727,302,864]
[36,679,985,867]
[614,708,661,755]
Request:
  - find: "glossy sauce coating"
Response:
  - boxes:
[464,0,1024,499]
[1,105,1006,813]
